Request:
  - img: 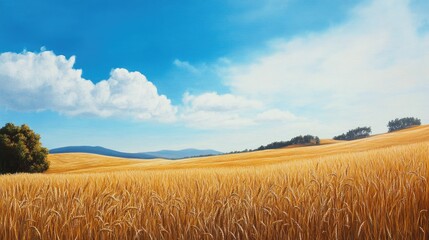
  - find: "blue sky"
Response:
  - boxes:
[0,0,428,152]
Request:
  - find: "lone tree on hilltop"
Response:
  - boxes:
[333,127,372,141]
[0,123,49,174]
[387,117,421,132]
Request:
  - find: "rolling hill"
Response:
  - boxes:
[4,125,428,239]
[47,124,429,173]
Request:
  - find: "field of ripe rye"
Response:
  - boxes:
[1,141,428,239]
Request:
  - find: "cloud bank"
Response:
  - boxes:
[0,51,176,122]
[0,51,298,128]
[225,0,429,131]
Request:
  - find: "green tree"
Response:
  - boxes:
[387,117,421,132]
[0,123,49,174]
[333,127,372,140]
[256,135,320,151]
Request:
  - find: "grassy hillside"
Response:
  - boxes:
[1,125,428,239]
[48,125,429,173]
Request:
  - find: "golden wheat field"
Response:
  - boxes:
[1,126,429,239]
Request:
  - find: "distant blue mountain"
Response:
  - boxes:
[145,149,222,159]
[49,146,157,159]
[49,146,222,159]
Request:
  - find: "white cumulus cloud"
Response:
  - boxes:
[180,92,301,129]
[182,92,262,112]
[0,51,176,122]
[180,92,261,129]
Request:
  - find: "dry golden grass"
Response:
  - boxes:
[1,126,428,239]
[47,125,429,173]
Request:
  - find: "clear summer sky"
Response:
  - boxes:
[0,0,428,152]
